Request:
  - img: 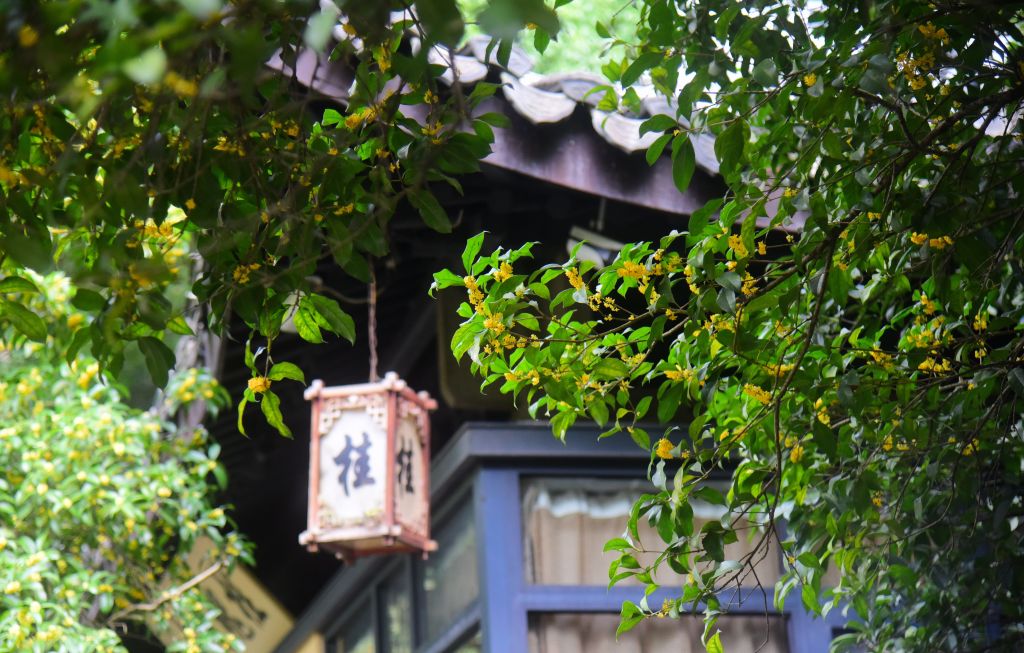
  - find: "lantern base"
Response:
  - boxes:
[299,524,437,563]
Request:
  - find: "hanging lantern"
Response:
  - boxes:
[299,372,438,560]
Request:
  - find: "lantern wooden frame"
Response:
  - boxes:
[299,372,438,561]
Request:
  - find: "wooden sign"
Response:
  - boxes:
[299,372,437,560]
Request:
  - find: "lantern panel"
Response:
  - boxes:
[393,410,428,536]
[318,404,387,531]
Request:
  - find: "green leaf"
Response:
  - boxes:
[0,276,39,294]
[533,26,551,53]
[260,390,292,438]
[671,135,696,194]
[589,399,609,427]
[639,114,678,136]
[621,51,663,87]
[594,357,630,379]
[478,0,560,41]
[706,631,724,653]
[166,315,195,336]
[636,396,653,419]
[409,189,452,233]
[268,362,305,383]
[462,232,487,273]
[237,398,248,436]
[628,427,650,450]
[309,294,355,343]
[715,119,748,175]
[431,268,465,293]
[123,46,167,85]
[1,300,47,342]
[416,0,465,45]
[304,6,340,51]
[603,537,631,552]
[551,410,576,440]
[645,132,673,166]
[616,601,644,638]
[293,301,324,344]
[752,58,778,85]
[71,289,106,311]
[138,336,176,388]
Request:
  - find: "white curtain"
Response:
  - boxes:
[528,613,789,653]
[523,478,782,587]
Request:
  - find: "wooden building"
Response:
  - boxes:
[197,27,836,653]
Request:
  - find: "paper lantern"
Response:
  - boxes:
[299,372,437,560]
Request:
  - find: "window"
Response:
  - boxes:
[522,477,781,586]
[381,566,413,653]
[447,629,483,652]
[527,613,789,653]
[419,497,479,643]
[333,609,375,653]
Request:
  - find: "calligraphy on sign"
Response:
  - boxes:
[394,412,428,536]
[319,409,386,529]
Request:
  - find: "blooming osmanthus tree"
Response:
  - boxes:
[4,0,1024,650]
[0,271,242,652]
[434,1,1024,651]
[0,0,557,433]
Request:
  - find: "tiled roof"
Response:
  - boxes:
[310,3,720,175]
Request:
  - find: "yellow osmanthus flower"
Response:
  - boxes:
[421,120,444,144]
[741,272,757,297]
[565,267,585,291]
[493,261,513,283]
[19,25,39,48]
[654,437,674,460]
[918,357,952,374]
[483,312,505,335]
[743,383,772,405]
[962,438,979,456]
[163,71,198,98]
[910,232,928,246]
[973,312,988,331]
[664,366,700,384]
[918,22,951,45]
[727,234,749,259]
[247,376,271,394]
[803,72,817,87]
[0,165,23,187]
[814,398,830,425]
[871,493,884,508]
[232,262,260,285]
[919,293,937,315]
[757,241,767,256]
[929,235,953,249]
[789,443,804,463]
[345,104,379,130]
[766,362,795,377]
[617,261,648,280]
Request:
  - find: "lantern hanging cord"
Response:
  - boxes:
[368,263,379,382]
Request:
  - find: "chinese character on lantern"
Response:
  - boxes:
[299,372,438,560]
